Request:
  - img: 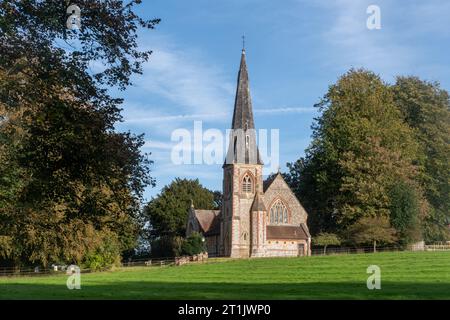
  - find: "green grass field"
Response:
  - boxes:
[1,251,449,299]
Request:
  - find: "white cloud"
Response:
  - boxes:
[316,0,416,79]
[135,42,234,116]
[124,111,229,124]
[123,107,316,125]
[254,107,316,115]
[143,140,174,150]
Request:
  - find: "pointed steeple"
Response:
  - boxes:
[231,49,255,130]
[225,47,262,165]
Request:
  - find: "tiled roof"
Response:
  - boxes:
[251,193,267,212]
[266,224,310,240]
[227,49,263,165]
[194,209,220,236]
[231,50,255,131]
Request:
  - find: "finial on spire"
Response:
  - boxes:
[242,34,245,53]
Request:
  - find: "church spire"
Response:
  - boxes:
[231,48,255,130]
[225,46,262,165]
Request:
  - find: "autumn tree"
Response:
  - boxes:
[0,1,159,268]
[286,69,423,239]
[348,216,397,252]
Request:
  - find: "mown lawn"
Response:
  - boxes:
[1,251,449,299]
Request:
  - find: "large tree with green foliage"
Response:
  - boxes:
[144,178,216,240]
[392,77,450,242]
[388,181,421,246]
[287,69,423,238]
[0,1,158,268]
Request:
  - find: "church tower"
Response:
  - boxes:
[220,48,265,258]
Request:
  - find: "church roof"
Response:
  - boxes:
[266,224,310,240]
[263,172,283,192]
[251,193,267,212]
[193,209,220,236]
[231,49,255,130]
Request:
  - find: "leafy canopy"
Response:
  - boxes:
[144,178,216,239]
[287,69,421,237]
[0,1,158,267]
[348,216,397,248]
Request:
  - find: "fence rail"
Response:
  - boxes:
[0,253,208,277]
[310,245,404,256]
[424,244,450,251]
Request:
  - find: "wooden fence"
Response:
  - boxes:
[425,244,450,251]
[0,252,209,277]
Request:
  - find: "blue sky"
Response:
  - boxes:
[112,0,450,201]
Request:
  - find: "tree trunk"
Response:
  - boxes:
[373,240,377,253]
[324,245,327,255]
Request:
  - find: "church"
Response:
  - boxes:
[186,48,311,258]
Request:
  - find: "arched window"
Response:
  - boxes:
[269,200,288,224]
[242,174,253,193]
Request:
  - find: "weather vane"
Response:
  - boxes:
[242,34,245,51]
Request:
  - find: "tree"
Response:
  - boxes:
[149,236,184,258]
[213,191,223,210]
[422,210,450,243]
[313,233,341,254]
[0,1,159,268]
[388,181,421,246]
[392,77,450,242]
[286,69,423,235]
[348,216,397,252]
[144,178,216,240]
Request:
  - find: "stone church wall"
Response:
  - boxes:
[264,239,309,257]
[263,175,308,225]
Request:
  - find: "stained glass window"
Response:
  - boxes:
[269,200,288,224]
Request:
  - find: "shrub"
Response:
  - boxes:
[181,232,205,256]
[82,232,121,271]
[313,233,341,254]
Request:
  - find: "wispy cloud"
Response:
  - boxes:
[125,112,228,124]
[143,140,174,150]
[124,107,316,124]
[313,0,416,79]
[135,41,234,115]
[255,107,316,115]
[406,1,450,37]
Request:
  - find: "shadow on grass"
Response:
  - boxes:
[2,281,450,300]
